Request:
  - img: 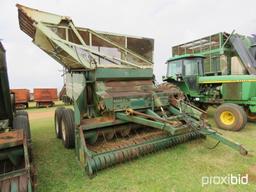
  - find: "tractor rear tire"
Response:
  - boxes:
[13,115,31,142]
[61,108,75,148]
[54,107,65,139]
[158,82,185,106]
[214,103,247,131]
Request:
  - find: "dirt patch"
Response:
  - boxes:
[28,111,54,120]
[244,165,256,183]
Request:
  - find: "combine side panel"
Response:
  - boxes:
[0,42,13,123]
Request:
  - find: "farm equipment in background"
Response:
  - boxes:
[165,32,256,131]
[0,41,34,191]
[33,88,58,108]
[11,89,30,109]
[17,4,248,176]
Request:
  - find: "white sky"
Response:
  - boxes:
[1,0,256,91]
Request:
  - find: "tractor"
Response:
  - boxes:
[164,32,256,131]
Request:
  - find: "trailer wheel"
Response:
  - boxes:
[214,103,247,131]
[54,107,65,139]
[13,115,31,142]
[61,108,75,148]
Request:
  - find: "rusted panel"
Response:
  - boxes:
[33,88,58,102]
[80,116,114,125]
[11,89,30,104]
[17,7,35,39]
[105,80,152,87]
[0,130,24,150]
[103,80,153,94]
[109,92,151,98]
[0,172,30,192]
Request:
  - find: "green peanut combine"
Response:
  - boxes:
[17,4,248,177]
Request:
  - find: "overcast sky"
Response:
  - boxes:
[1,0,256,91]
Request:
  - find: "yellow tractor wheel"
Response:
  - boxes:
[220,111,235,125]
[214,103,247,131]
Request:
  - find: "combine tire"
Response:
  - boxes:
[214,103,247,131]
[13,115,31,142]
[54,107,65,139]
[61,108,75,148]
[10,93,16,113]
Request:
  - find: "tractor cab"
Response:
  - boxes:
[166,54,204,91]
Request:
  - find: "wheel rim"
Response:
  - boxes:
[62,120,66,141]
[220,111,235,125]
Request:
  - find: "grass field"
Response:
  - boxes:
[26,102,256,192]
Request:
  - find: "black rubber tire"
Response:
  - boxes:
[245,107,256,122]
[11,93,16,113]
[13,115,31,142]
[54,107,65,139]
[61,108,75,148]
[214,103,247,131]
[196,103,209,111]
[16,110,29,118]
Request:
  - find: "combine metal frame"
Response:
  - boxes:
[0,130,33,191]
[17,4,247,177]
[0,41,34,191]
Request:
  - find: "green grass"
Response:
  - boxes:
[28,106,256,192]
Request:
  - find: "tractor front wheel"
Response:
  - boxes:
[214,103,247,131]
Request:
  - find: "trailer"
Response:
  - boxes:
[11,89,30,109]
[17,4,248,177]
[33,88,58,108]
[0,41,34,191]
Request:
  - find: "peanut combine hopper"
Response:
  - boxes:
[17,4,247,176]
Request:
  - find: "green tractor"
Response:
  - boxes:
[164,32,256,131]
